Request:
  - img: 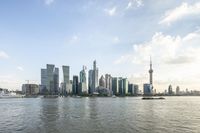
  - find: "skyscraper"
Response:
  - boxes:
[112,77,118,95]
[41,64,59,95]
[62,65,70,94]
[105,74,112,94]
[72,75,79,95]
[53,67,59,94]
[93,60,99,90]
[41,69,47,93]
[63,66,70,84]
[88,60,99,94]
[143,83,153,95]
[88,70,93,94]
[47,64,55,94]
[99,75,105,88]
[118,78,128,95]
[80,66,87,94]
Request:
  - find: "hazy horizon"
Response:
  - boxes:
[1,0,200,92]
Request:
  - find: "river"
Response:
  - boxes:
[0,97,200,133]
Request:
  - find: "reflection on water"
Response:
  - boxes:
[0,97,200,133]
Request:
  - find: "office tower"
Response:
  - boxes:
[47,64,55,94]
[99,75,105,88]
[149,57,153,85]
[63,66,70,84]
[88,70,93,94]
[80,66,87,93]
[143,83,153,95]
[72,76,79,95]
[41,69,47,87]
[88,60,99,94]
[62,65,70,94]
[168,85,173,95]
[128,83,134,95]
[93,60,99,90]
[112,77,118,95]
[133,84,139,95]
[118,78,123,95]
[41,64,59,95]
[122,78,128,94]
[54,67,59,94]
[118,78,128,95]
[176,86,180,95]
[105,74,112,91]
[41,69,47,92]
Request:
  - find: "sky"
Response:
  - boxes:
[0,0,200,92]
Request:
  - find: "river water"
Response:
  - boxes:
[0,97,200,133]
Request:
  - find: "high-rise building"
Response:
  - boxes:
[93,60,99,90]
[112,77,118,95]
[88,70,93,94]
[168,85,173,95]
[122,78,128,94]
[46,64,55,94]
[88,60,99,94]
[80,66,87,94]
[176,86,180,95]
[63,66,70,84]
[41,64,59,95]
[133,84,139,95]
[118,78,128,95]
[143,83,153,95]
[54,67,59,94]
[62,66,70,94]
[105,74,112,92]
[99,75,105,88]
[72,76,79,95]
[41,69,47,92]
[128,83,134,94]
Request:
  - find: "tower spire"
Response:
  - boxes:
[149,56,153,85]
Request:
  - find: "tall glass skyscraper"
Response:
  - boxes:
[62,66,70,94]
[72,75,79,95]
[41,64,59,95]
[88,60,99,94]
[112,77,118,95]
[80,66,87,93]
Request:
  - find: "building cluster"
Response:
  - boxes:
[21,60,141,96]
[162,85,200,96]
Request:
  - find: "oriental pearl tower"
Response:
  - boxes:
[149,57,153,86]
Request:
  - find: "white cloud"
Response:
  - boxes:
[67,35,80,44]
[44,0,55,5]
[159,2,200,25]
[112,36,120,44]
[0,51,9,59]
[105,7,117,16]
[115,30,200,91]
[126,0,143,9]
[17,66,24,71]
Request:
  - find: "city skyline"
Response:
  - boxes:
[1,0,200,91]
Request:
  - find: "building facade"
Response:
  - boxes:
[112,77,118,95]
[22,84,39,95]
[80,66,87,94]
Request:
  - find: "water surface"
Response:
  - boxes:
[0,97,200,133]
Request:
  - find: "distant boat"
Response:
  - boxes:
[142,97,165,100]
[43,95,58,98]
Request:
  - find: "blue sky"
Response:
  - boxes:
[1,0,200,92]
